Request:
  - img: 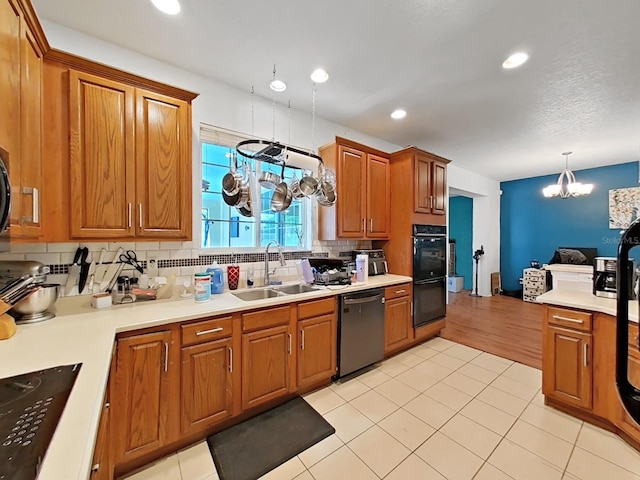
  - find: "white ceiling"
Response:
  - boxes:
[33,0,640,181]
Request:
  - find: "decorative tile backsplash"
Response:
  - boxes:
[0,239,371,294]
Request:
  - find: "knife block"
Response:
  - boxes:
[0,313,17,340]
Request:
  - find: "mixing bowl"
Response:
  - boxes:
[11,283,60,322]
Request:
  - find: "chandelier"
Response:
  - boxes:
[542,152,594,198]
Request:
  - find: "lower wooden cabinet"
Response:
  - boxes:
[242,324,291,411]
[384,284,413,354]
[112,329,176,464]
[90,377,111,480]
[543,325,592,410]
[298,314,336,388]
[181,338,234,436]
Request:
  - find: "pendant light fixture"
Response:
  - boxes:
[542,152,594,198]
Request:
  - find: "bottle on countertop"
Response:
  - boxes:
[247,265,255,288]
[206,262,225,294]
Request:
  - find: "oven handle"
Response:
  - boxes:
[414,278,446,285]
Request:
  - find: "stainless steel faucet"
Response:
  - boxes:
[264,241,286,286]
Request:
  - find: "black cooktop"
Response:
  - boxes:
[0,364,81,480]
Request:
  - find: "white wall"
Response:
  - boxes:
[448,164,501,296]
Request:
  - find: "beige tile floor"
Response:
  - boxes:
[122,338,640,480]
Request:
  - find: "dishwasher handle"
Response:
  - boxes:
[343,294,384,305]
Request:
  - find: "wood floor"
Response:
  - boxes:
[440,291,543,369]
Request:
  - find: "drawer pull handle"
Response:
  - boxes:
[288,333,292,354]
[196,327,224,336]
[395,289,406,294]
[228,347,233,373]
[301,329,305,350]
[583,343,588,367]
[552,315,584,324]
[163,342,169,373]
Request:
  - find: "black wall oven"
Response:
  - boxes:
[413,224,446,327]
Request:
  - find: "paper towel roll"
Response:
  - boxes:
[285,150,321,172]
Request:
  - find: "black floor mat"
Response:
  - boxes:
[207,396,335,480]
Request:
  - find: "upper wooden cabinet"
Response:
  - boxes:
[68,71,192,240]
[415,154,447,216]
[318,138,390,240]
[390,147,450,225]
[0,0,47,241]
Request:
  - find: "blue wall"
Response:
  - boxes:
[450,196,473,290]
[500,162,639,291]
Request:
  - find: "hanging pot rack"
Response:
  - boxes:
[236,139,323,170]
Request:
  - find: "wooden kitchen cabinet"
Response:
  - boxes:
[112,329,178,464]
[414,154,447,216]
[242,324,292,410]
[68,71,192,240]
[181,338,234,436]
[69,70,135,238]
[90,366,112,480]
[318,137,390,240]
[135,89,191,238]
[0,0,46,240]
[542,309,593,410]
[384,283,414,354]
[297,296,337,388]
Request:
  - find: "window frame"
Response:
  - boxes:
[199,124,312,253]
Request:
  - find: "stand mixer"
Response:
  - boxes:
[0,261,59,323]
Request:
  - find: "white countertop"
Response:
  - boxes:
[536,289,639,323]
[0,274,411,480]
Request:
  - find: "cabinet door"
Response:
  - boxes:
[18,20,42,238]
[0,0,21,230]
[112,330,172,463]
[384,296,413,353]
[135,89,191,239]
[414,155,432,214]
[242,325,291,411]
[542,326,592,410]
[181,338,234,436]
[298,314,336,388]
[90,386,111,480]
[69,70,136,238]
[431,159,447,215]
[366,154,389,239]
[337,145,366,238]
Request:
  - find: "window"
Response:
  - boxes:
[200,125,310,250]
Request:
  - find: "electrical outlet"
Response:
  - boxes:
[147,256,159,278]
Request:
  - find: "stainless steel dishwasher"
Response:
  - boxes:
[337,288,385,378]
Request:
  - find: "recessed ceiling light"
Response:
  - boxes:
[502,52,529,69]
[391,109,406,120]
[269,79,287,92]
[151,0,180,15]
[310,68,329,83]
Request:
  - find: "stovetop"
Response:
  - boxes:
[0,364,81,480]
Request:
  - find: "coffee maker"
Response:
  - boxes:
[593,257,636,299]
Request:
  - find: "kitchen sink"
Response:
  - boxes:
[231,289,283,301]
[274,284,319,294]
[231,284,320,301]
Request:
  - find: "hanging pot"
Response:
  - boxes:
[299,170,319,196]
[289,172,305,199]
[222,152,244,195]
[271,165,292,212]
[222,190,241,207]
[258,167,281,190]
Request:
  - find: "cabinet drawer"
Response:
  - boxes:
[385,283,412,301]
[298,297,335,320]
[243,306,290,332]
[547,307,592,332]
[182,316,233,346]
